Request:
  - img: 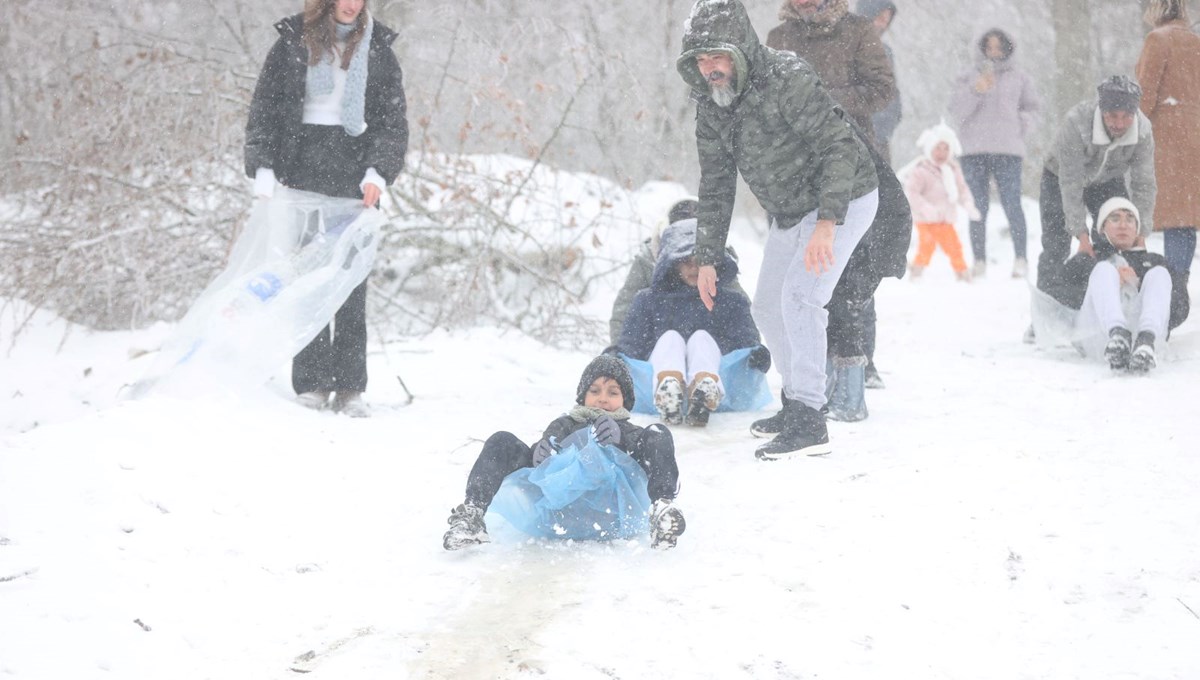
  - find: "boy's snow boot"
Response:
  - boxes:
[755,401,832,460]
[972,260,987,278]
[827,357,868,422]
[443,503,490,551]
[1127,331,1157,373]
[1104,327,1133,370]
[654,372,685,425]
[333,391,370,418]
[649,499,686,550]
[864,360,885,389]
[750,390,791,438]
[685,373,721,427]
[296,391,331,411]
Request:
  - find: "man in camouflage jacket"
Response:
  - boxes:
[676,0,879,460]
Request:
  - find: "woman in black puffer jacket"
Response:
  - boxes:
[244,0,408,416]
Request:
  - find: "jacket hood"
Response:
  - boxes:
[779,0,850,28]
[916,121,963,159]
[652,219,738,290]
[677,0,764,97]
[854,0,896,19]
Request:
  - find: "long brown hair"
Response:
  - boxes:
[303,0,369,68]
[1144,0,1189,27]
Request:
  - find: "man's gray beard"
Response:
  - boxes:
[710,80,737,108]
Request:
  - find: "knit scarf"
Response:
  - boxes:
[567,405,632,423]
[305,15,372,137]
[779,0,849,29]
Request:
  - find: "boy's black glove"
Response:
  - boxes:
[531,438,556,466]
[592,414,621,446]
[749,344,772,372]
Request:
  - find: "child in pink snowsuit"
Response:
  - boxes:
[902,122,980,280]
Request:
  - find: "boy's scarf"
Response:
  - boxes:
[305,15,372,137]
[568,405,632,423]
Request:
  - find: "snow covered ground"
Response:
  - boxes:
[2,195,1199,680]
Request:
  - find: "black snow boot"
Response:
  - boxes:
[649,499,686,550]
[1127,331,1157,373]
[1104,327,1133,370]
[443,503,490,551]
[750,390,792,438]
[755,401,832,460]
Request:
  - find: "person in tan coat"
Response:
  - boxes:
[1136,0,1200,280]
[766,0,896,146]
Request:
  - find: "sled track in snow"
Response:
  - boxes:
[407,550,588,679]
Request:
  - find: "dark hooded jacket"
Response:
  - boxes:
[616,220,765,362]
[676,0,878,268]
[244,14,409,186]
[766,0,897,142]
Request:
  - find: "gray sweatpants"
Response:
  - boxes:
[753,190,879,409]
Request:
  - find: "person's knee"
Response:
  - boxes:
[1144,265,1171,286]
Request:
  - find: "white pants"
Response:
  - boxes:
[1074,261,1172,358]
[649,330,723,394]
[754,190,880,409]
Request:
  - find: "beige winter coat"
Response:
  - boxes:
[1136,20,1200,230]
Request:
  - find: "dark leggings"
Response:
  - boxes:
[464,429,679,510]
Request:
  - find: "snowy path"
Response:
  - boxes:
[3,213,1200,679]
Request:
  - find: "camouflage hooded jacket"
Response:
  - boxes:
[676,0,878,267]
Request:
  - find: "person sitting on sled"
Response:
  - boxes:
[1037,197,1189,371]
[614,219,771,426]
[442,355,686,551]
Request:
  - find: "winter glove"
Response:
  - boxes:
[592,414,621,447]
[749,344,772,373]
[531,438,556,466]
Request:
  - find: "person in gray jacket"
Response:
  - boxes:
[677,0,879,460]
[1036,76,1157,300]
[949,29,1040,278]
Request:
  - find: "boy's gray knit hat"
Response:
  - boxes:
[576,355,636,411]
[1097,75,1143,113]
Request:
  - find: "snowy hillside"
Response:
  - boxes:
[2,185,1200,679]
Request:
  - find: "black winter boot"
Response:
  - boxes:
[1127,331,1157,373]
[443,503,490,551]
[755,401,831,460]
[1104,327,1133,370]
[750,390,791,438]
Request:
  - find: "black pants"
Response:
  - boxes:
[292,279,368,394]
[285,124,371,394]
[1036,170,1127,294]
[464,430,679,510]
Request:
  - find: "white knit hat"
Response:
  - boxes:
[915,120,963,160]
[1096,196,1140,235]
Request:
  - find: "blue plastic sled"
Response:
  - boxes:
[620,347,773,415]
[489,429,652,541]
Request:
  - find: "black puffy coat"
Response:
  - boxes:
[244,14,408,186]
[826,127,913,357]
[1046,246,1189,330]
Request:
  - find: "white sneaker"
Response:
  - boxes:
[333,391,370,418]
[1012,258,1028,279]
[295,391,331,411]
